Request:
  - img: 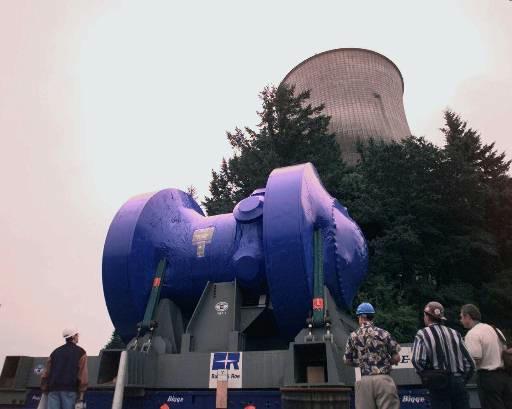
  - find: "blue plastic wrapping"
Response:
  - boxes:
[102,163,368,341]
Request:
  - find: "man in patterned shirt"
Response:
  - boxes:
[344,302,401,409]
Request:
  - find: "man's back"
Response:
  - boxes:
[413,323,474,375]
[343,304,401,409]
[41,329,88,409]
[465,322,504,370]
[47,343,86,392]
[344,322,400,375]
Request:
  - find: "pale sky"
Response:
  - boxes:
[1,0,511,366]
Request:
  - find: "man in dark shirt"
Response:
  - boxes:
[344,302,401,409]
[41,328,88,409]
[412,301,475,409]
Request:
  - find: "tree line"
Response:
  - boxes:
[203,84,512,342]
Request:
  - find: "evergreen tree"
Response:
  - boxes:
[345,112,512,339]
[345,137,450,338]
[104,330,126,350]
[442,111,510,183]
[186,185,199,201]
[441,110,512,331]
[203,84,345,214]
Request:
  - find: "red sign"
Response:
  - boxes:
[153,277,161,287]
[312,298,324,310]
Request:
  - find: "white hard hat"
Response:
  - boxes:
[62,328,79,338]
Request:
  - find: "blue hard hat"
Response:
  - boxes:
[356,302,375,316]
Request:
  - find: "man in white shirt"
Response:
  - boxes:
[460,304,512,409]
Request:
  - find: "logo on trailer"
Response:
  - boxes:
[159,395,185,408]
[402,395,426,403]
[209,352,243,388]
[215,301,229,315]
[212,352,240,370]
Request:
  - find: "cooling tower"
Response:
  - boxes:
[282,48,411,164]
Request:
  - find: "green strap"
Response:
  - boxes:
[312,229,324,326]
[141,258,167,330]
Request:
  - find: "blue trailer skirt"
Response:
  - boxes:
[13,387,432,409]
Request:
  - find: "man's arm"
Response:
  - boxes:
[343,335,359,367]
[464,330,482,366]
[40,358,51,393]
[391,353,400,365]
[77,354,88,401]
[458,333,475,381]
[411,333,428,373]
[387,333,401,365]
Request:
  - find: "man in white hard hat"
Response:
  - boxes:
[41,328,88,409]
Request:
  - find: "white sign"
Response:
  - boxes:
[396,346,414,369]
[209,352,243,388]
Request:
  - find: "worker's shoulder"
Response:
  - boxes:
[471,322,493,335]
[468,322,498,341]
[413,326,429,339]
[372,325,393,339]
[442,324,462,338]
[465,323,481,338]
[53,343,86,356]
[74,344,87,356]
[349,328,360,338]
[51,343,68,355]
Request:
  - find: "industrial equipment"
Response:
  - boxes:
[0,163,479,408]
[102,162,368,344]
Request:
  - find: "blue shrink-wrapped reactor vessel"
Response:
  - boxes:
[102,163,368,342]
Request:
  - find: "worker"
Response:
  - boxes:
[41,328,88,409]
[344,302,401,409]
[460,303,512,409]
[412,301,474,409]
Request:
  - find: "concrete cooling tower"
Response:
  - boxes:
[282,48,411,164]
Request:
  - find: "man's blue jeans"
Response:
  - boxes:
[48,391,77,409]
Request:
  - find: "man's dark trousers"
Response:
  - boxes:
[428,375,470,409]
[478,369,512,409]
